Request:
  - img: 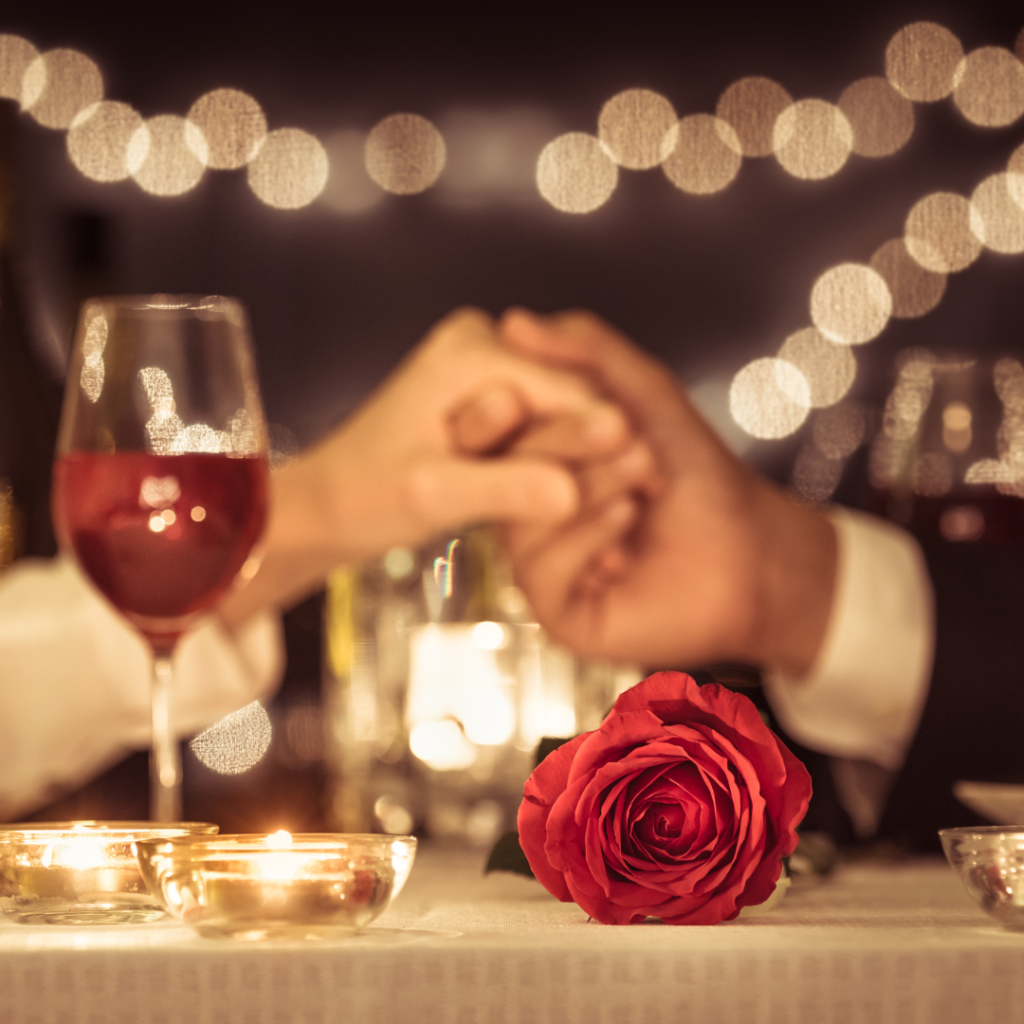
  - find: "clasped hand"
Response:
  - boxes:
[222,306,836,679]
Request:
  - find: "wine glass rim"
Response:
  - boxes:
[82,294,244,315]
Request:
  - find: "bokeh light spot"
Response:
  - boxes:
[869,237,946,318]
[79,311,107,402]
[871,354,938,490]
[953,47,1024,128]
[267,423,299,470]
[942,400,972,453]
[597,88,678,170]
[883,350,936,442]
[773,99,853,180]
[383,546,415,579]
[970,173,1024,254]
[939,505,985,542]
[375,795,414,835]
[885,22,964,102]
[662,114,742,195]
[0,35,38,101]
[1009,141,1024,209]
[730,357,811,440]
[778,327,856,408]
[247,127,328,209]
[905,192,982,273]
[129,115,208,197]
[838,77,914,158]
[187,88,267,170]
[67,101,144,183]
[810,263,892,345]
[813,402,867,459]
[23,48,103,129]
[715,76,792,158]
[536,132,618,214]
[365,113,446,195]
[472,621,506,650]
[190,701,272,775]
[995,357,1024,411]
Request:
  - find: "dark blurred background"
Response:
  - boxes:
[6,1,1024,446]
[4,0,1024,830]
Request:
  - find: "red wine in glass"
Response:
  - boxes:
[53,451,268,649]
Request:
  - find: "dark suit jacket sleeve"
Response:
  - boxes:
[877,540,1024,851]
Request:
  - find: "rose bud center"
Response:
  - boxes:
[646,802,684,839]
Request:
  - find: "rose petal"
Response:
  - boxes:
[518,732,590,902]
[584,815,615,897]
[567,710,675,784]
[565,871,647,925]
[545,773,607,898]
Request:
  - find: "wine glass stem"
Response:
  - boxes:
[150,653,182,821]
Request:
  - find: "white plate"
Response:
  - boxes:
[953,781,1024,825]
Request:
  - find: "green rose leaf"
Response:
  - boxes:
[484,830,535,878]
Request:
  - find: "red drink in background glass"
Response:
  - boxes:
[53,451,268,647]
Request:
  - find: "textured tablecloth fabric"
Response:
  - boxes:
[1,849,1022,1024]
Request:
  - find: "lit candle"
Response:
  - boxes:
[156,832,417,940]
[0,820,218,925]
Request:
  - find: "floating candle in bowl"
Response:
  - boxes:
[0,821,218,925]
[154,831,417,940]
[135,832,272,912]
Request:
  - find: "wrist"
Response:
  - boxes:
[746,483,838,677]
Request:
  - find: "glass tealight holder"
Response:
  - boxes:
[0,821,219,925]
[940,826,1024,930]
[154,833,417,940]
[135,832,250,913]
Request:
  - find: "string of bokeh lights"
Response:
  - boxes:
[2,22,1024,457]
[2,22,1020,213]
[725,19,1024,474]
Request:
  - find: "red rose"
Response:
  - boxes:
[517,671,811,925]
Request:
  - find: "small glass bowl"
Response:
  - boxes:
[0,821,218,925]
[153,833,417,940]
[135,833,273,912]
[940,826,1024,930]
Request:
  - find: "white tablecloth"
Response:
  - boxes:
[1,848,1021,1024]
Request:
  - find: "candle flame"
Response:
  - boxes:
[47,835,110,870]
[257,830,304,882]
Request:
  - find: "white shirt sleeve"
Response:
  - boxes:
[764,507,935,771]
[0,555,285,819]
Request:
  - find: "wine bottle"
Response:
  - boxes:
[0,100,61,562]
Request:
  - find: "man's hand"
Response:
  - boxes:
[497,308,838,676]
[220,308,636,627]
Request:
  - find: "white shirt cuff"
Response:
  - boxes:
[0,556,284,818]
[764,508,934,771]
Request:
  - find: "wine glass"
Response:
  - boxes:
[51,295,269,821]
